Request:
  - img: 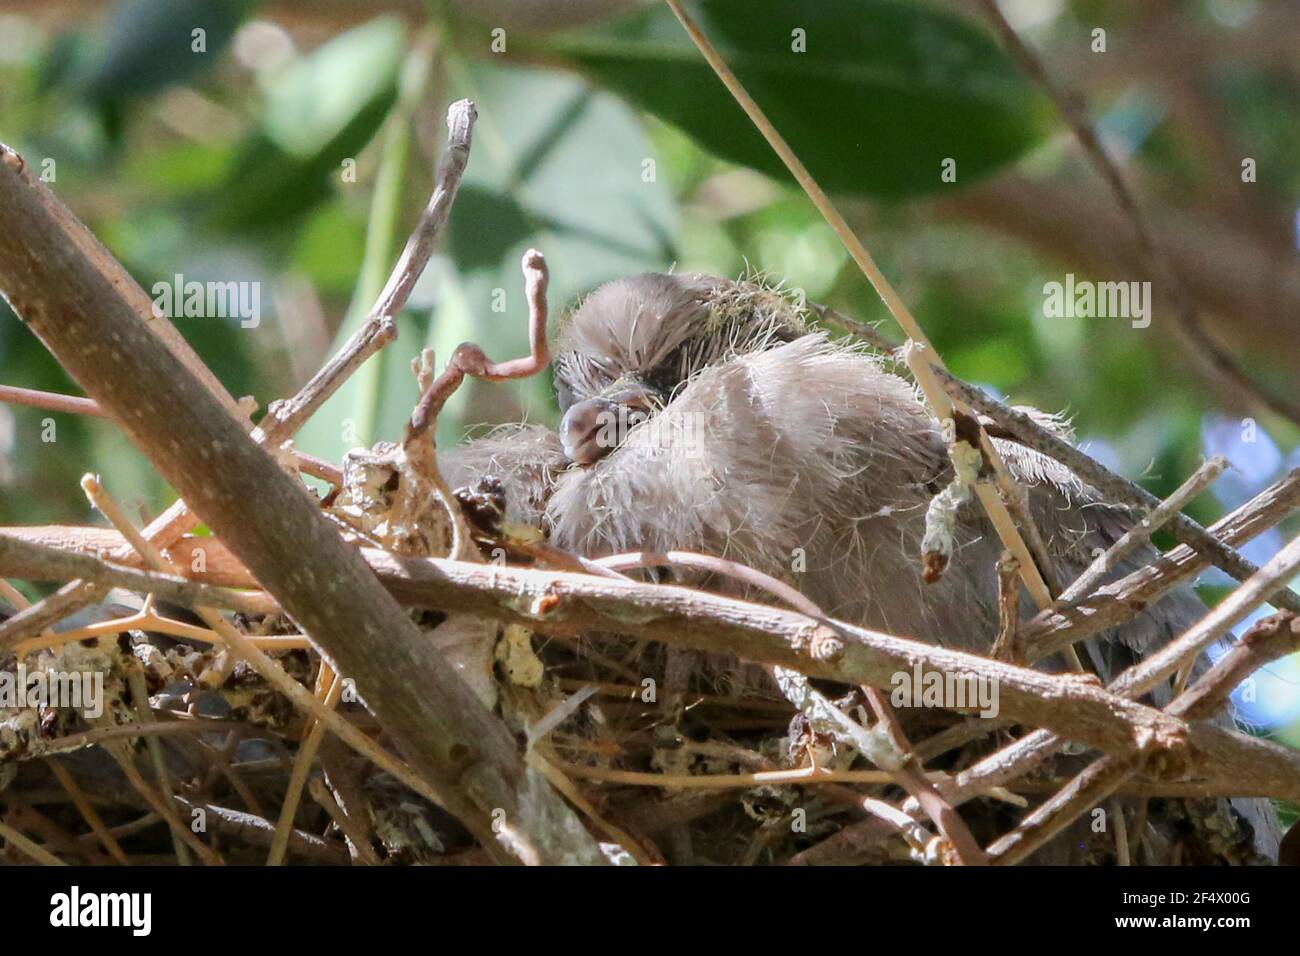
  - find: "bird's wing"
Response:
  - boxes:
[990,436,1206,659]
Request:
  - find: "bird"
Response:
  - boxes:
[440,271,1281,864]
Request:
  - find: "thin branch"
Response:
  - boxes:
[0,133,605,865]
[407,247,552,435]
[255,99,478,444]
[662,0,1062,620]
[1022,468,1300,661]
[933,366,1300,616]
[1059,455,1227,604]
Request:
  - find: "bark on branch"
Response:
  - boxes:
[0,140,604,866]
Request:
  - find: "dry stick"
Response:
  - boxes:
[596,548,987,865]
[662,0,1063,634]
[21,519,1300,803]
[526,752,654,866]
[408,248,552,428]
[267,668,342,866]
[976,0,1300,429]
[103,742,223,865]
[1059,455,1227,605]
[0,383,106,418]
[1022,468,1300,661]
[990,552,1020,661]
[0,577,30,611]
[0,382,344,487]
[933,368,1300,618]
[988,611,1300,865]
[1107,533,1300,703]
[175,797,350,865]
[255,99,478,443]
[76,474,565,865]
[307,778,380,866]
[46,759,131,866]
[805,301,898,353]
[0,532,276,632]
[0,135,604,866]
[0,817,67,865]
[14,609,308,657]
[126,668,191,866]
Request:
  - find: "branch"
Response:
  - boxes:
[9,525,1300,804]
[932,365,1300,616]
[254,99,478,444]
[0,135,603,865]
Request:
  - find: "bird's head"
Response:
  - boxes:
[552,273,805,465]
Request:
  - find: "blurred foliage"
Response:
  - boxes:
[0,0,1296,736]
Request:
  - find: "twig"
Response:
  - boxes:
[0,817,67,865]
[0,383,107,418]
[1059,455,1227,604]
[47,760,132,866]
[0,531,276,635]
[267,667,343,866]
[126,668,191,865]
[990,552,1020,661]
[307,778,380,865]
[932,367,1300,616]
[407,248,552,434]
[103,742,223,865]
[255,100,478,443]
[662,0,1063,622]
[175,798,350,865]
[1023,468,1300,661]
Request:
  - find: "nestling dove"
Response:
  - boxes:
[441,272,1281,864]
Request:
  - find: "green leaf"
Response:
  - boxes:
[75,0,254,102]
[205,17,404,233]
[532,0,1052,198]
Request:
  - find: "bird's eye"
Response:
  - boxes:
[625,408,649,428]
[555,377,576,415]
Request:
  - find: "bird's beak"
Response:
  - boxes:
[560,383,658,466]
[560,397,619,466]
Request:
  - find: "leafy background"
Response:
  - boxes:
[0,0,1297,768]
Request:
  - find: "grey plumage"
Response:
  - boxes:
[442,272,1280,863]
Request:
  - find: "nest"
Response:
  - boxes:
[0,99,1296,868]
